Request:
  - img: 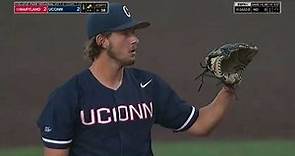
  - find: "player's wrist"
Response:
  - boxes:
[222,85,236,94]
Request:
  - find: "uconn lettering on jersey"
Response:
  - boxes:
[80,102,153,125]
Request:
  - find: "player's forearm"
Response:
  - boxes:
[188,86,236,136]
[202,86,235,130]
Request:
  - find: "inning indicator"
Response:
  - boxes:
[233,1,281,14]
[14,1,109,14]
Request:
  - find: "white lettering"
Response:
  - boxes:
[118,105,129,121]
[80,102,153,125]
[129,104,143,120]
[142,102,153,118]
[112,107,117,122]
[80,109,95,125]
[97,108,111,124]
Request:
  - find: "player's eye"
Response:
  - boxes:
[121,29,136,37]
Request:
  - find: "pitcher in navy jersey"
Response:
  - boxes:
[37,3,236,156]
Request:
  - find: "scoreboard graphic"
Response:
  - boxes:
[14,1,109,14]
[233,1,281,14]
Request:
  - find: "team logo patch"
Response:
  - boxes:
[44,126,52,132]
[123,5,131,17]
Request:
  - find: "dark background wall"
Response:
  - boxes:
[1,0,295,147]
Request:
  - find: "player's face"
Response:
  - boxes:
[106,29,139,66]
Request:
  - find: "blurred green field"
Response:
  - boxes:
[0,140,294,156]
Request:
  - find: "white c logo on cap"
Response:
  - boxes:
[123,5,131,17]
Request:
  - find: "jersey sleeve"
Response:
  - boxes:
[37,86,78,149]
[152,75,199,132]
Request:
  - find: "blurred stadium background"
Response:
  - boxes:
[1,0,295,155]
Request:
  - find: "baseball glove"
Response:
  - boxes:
[195,43,258,91]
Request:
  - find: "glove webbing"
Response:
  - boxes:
[195,68,238,100]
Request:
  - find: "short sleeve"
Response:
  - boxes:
[152,75,199,132]
[37,87,78,149]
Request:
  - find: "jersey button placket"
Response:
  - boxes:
[112,91,124,156]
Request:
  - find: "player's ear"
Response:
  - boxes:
[102,39,110,49]
[96,34,109,49]
[95,34,104,47]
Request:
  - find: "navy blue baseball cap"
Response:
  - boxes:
[87,3,150,39]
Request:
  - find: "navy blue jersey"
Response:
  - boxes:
[37,68,199,156]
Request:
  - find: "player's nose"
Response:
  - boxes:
[130,35,139,45]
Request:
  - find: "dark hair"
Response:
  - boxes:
[83,32,111,62]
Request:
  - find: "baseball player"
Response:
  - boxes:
[37,3,236,156]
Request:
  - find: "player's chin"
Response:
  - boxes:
[122,58,136,66]
[127,53,136,64]
[126,59,136,66]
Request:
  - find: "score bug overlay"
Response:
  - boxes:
[233,1,281,14]
[14,1,109,14]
